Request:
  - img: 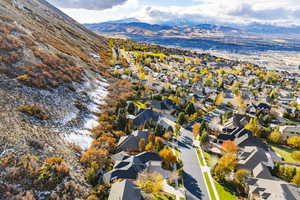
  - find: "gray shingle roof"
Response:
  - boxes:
[108,180,142,200]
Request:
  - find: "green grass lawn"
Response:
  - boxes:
[204,152,213,167]
[214,181,237,200]
[204,172,217,200]
[197,149,205,166]
[271,145,300,164]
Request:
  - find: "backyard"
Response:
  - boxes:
[271,145,300,164]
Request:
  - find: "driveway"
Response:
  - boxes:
[178,128,210,200]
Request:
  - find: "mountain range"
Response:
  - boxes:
[85,18,300,36]
[85,18,300,53]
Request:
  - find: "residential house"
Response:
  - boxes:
[117,130,149,152]
[238,146,273,175]
[151,99,176,114]
[247,178,300,200]
[108,180,142,200]
[279,126,300,140]
[218,128,252,146]
[256,103,271,114]
[132,109,160,127]
[101,152,168,183]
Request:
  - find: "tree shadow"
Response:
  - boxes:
[183,171,205,200]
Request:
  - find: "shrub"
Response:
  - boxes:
[291,151,300,162]
[80,148,109,168]
[136,171,164,194]
[38,157,69,188]
[18,105,49,120]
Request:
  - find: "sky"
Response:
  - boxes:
[47,0,300,26]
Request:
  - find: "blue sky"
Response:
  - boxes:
[47,0,300,26]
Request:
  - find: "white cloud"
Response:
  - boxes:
[48,0,129,10]
[50,0,300,26]
[59,0,139,23]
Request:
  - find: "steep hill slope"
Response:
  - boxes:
[0,0,114,199]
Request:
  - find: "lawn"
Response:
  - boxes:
[204,172,217,200]
[271,145,300,164]
[197,149,205,166]
[214,181,237,200]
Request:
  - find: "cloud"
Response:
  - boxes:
[134,0,300,26]
[48,0,129,10]
[50,0,300,26]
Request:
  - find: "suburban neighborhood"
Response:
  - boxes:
[95,41,300,200]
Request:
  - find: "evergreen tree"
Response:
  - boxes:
[127,102,135,115]
[177,112,186,125]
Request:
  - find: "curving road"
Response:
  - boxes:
[178,129,210,200]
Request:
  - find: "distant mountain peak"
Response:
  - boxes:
[101,18,141,25]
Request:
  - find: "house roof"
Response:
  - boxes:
[257,103,271,110]
[252,163,273,180]
[117,130,149,152]
[248,178,300,200]
[111,151,130,162]
[133,109,160,126]
[238,146,270,174]
[108,180,142,200]
[103,152,162,183]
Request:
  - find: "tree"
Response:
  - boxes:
[292,171,300,186]
[213,153,237,181]
[245,118,262,137]
[139,138,146,152]
[145,142,154,152]
[192,123,201,138]
[127,102,135,115]
[287,136,300,148]
[221,140,238,153]
[136,171,164,194]
[215,92,224,106]
[175,123,181,136]
[177,112,186,125]
[185,102,196,115]
[80,148,108,168]
[232,95,245,111]
[268,129,282,144]
[115,109,127,131]
[200,132,209,145]
[234,169,250,185]
[291,151,300,162]
[159,148,177,169]
[148,132,156,144]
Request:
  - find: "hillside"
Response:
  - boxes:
[0,0,115,199]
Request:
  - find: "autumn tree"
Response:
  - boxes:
[215,92,225,106]
[234,169,250,185]
[145,142,154,152]
[221,140,238,153]
[292,171,300,186]
[80,148,109,168]
[287,136,300,148]
[192,123,201,138]
[213,153,237,181]
[267,129,282,144]
[136,171,164,194]
[245,118,262,137]
[139,138,146,152]
[291,151,300,162]
[159,148,177,169]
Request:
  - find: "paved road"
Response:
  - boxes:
[178,129,210,200]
